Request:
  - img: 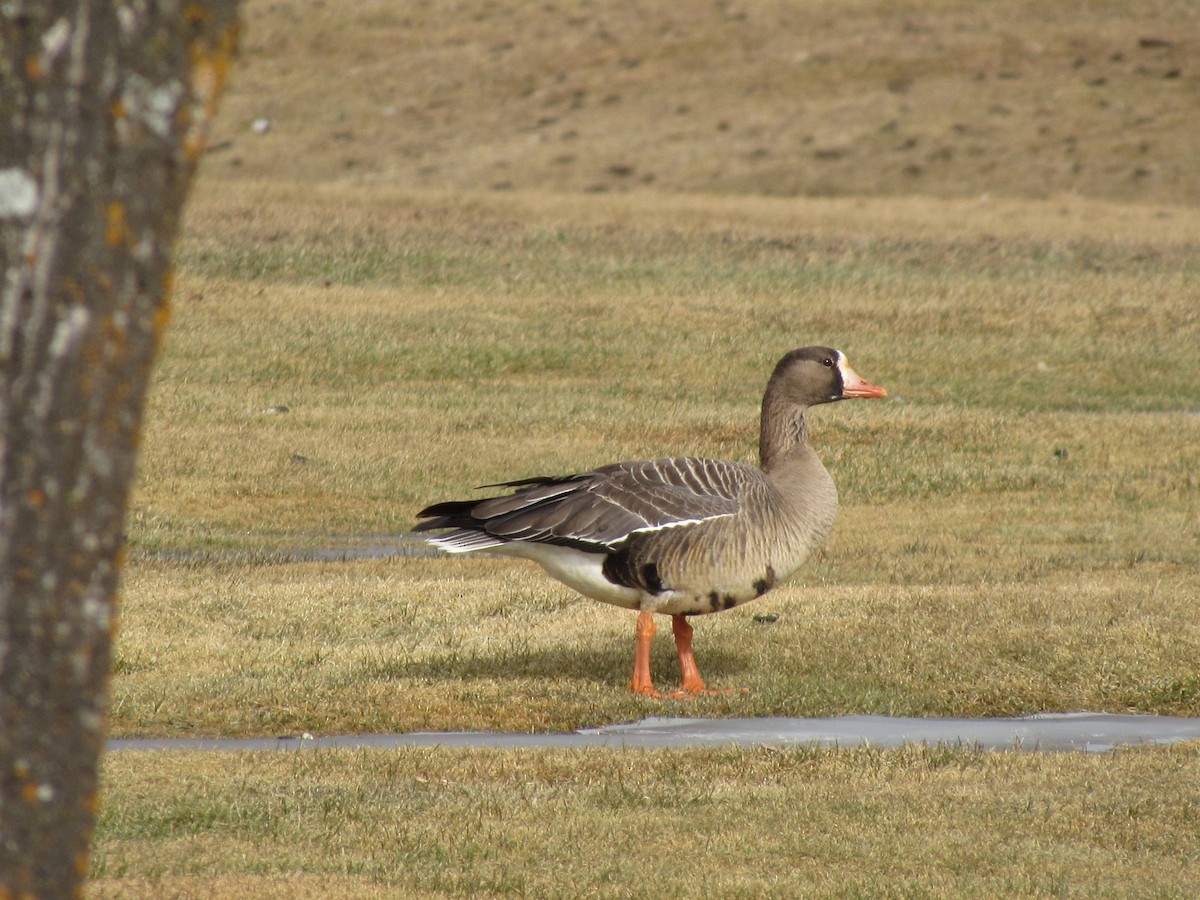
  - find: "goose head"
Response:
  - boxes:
[767,346,887,408]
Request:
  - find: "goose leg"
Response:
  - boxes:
[629,610,660,697]
[671,615,707,694]
[669,614,747,697]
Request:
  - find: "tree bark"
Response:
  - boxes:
[0,2,240,894]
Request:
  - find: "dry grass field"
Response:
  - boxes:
[95,745,1200,897]
[94,0,1200,894]
[216,0,1199,204]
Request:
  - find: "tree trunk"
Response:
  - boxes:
[0,2,241,894]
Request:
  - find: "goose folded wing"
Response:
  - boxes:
[470,457,744,550]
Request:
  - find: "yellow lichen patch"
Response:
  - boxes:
[184,3,213,25]
[152,299,171,348]
[105,202,127,248]
[82,336,105,369]
[182,133,206,166]
[103,313,129,356]
[184,22,241,165]
[108,603,122,638]
[62,276,85,302]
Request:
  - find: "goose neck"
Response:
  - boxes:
[759,396,811,473]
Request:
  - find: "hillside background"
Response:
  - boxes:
[202,0,1199,205]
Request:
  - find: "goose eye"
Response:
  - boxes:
[822,357,834,368]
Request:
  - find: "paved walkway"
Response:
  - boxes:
[108,712,1200,754]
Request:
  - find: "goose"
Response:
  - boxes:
[414,346,886,697]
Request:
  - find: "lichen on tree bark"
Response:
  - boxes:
[0,2,241,895]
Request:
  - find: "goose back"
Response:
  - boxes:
[416,449,838,616]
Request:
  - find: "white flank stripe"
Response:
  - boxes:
[425,532,505,553]
[626,510,736,536]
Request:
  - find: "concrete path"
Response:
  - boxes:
[108,712,1200,754]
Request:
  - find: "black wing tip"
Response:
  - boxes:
[414,498,478,521]
[477,473,582,490]
[416,473,586,524]
[411,517,449,533]
[415,472,601,542]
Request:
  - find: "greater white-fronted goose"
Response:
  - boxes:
[415,346,886,697]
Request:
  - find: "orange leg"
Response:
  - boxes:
[671,615,707,694]
[629,610,660,697]
[630,611,747,698]
[668,614,748,698]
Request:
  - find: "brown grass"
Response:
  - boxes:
[115,182,1200,735]
[211,0,1200,203]
[95,744,1200,897]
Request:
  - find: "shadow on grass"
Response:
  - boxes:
[365,643,753,688]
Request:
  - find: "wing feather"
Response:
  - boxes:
[414,456,752,552]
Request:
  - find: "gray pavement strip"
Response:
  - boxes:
[107,712,1200,754]
[129,536,444,566]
